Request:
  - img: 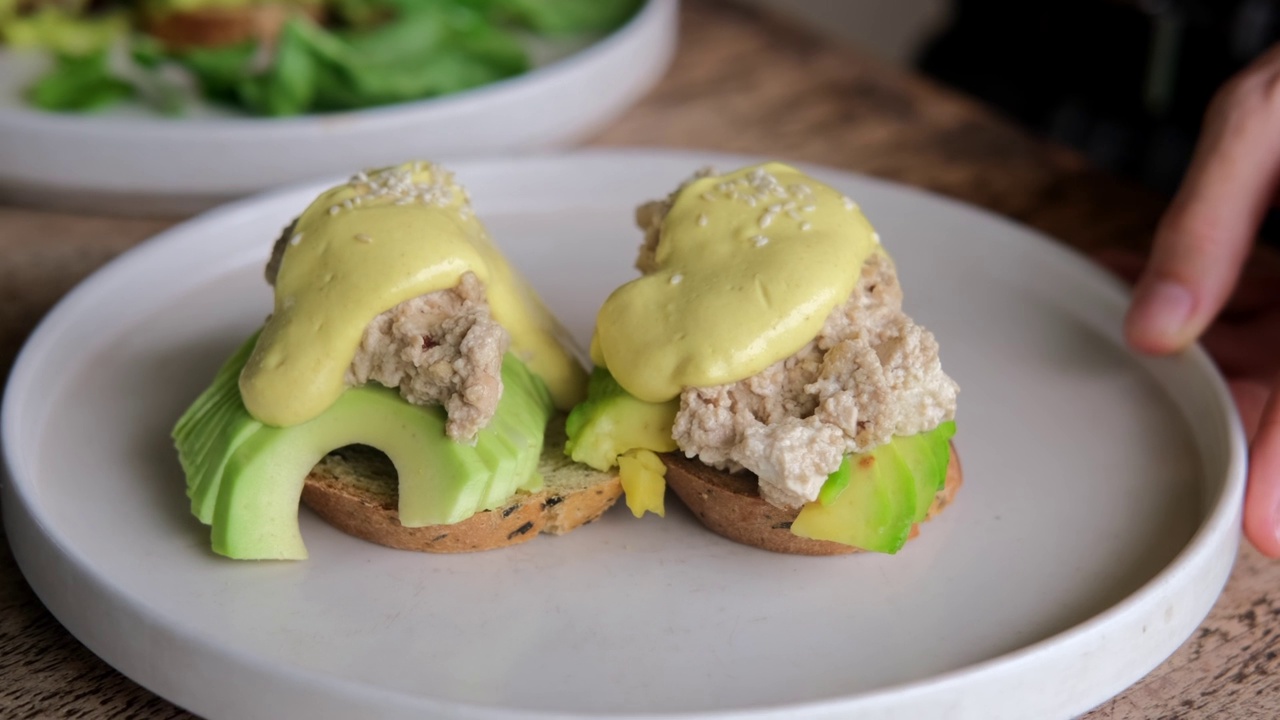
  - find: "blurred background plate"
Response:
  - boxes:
[0,0,676,217]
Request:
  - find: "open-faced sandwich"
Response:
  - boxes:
[565,162,962,555]
[173,161,621,560]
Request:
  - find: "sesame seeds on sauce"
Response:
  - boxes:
[325,161,474,218]
[595,162,882,402]
[693,166,833,238]
[289,233,303,246]
[354,233,373,244]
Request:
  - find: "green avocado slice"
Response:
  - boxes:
[172,333,554,560]
[894,421,956,523]
[792,441,918,554]
[564,366,678,471]
[795,421,957,553]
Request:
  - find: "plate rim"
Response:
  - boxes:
[0,148,1249,719]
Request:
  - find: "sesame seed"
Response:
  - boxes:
[289,233,303,246]
[759,213,774,228]
[843,196,858,210]
[355,233,372,243]
[802,204,817,212]
[872,232,881,244]
[752,235,769,247]
[697,213,708,227]
[328,206,340,216]
[787,210,803,220]
[670,273,684,284]
[701,192,715,202]
[800,222,812,231]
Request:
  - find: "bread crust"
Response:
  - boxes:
[144,4,323,50]
[662,442,962,556]
[300,421,622,554]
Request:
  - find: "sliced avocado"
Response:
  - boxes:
[173,339,554,560]
[616,448,666,518]
[564,366,679,471]
[894,421,956,523]
[792,441,918,554]
[816,455,852,506]
[173,335,264,523]
[800,421,957,553]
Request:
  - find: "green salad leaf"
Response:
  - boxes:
[15,0,642,117]
[27,50,134,112]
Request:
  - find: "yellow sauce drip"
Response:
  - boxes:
[592,162,880,402]
[240,161,586,427]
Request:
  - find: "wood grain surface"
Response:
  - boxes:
[1,1,1274,718]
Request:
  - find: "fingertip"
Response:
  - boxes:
[1243,498,1280,559]
[1123,279,1197,354]
[1242,455,1280,559]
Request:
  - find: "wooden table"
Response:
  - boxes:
[1,1,1274,717]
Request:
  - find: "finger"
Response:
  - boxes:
[1126,46,1280,354]
[1243,373,1280,558]
[1230,378,1271,439]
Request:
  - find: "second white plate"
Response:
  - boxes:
[2,150,1246,719]
[0,0,677,215]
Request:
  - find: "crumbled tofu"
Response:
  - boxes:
[671,252,960,509]
[345,272,508,443]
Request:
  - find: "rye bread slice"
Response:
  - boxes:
[662,442,962,556]
[300,417,621,553]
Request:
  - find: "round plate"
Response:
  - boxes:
[0,0,676,216]
[1,150,1246,719]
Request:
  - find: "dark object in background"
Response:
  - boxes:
[917,0,1280,245]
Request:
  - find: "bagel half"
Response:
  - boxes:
[300,418,621,553]
[662,443,962,556]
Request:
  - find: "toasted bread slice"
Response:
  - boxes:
[300,418,621,553]
[143,3,322,50]
[662,442,962,556]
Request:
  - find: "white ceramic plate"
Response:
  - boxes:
[1,150,1247,720]
[0,0,676,216]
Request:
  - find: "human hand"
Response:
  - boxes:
[1108,44,1280,557]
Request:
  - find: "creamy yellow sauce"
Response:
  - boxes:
[591,162,880,402]
[240,162,586,427]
